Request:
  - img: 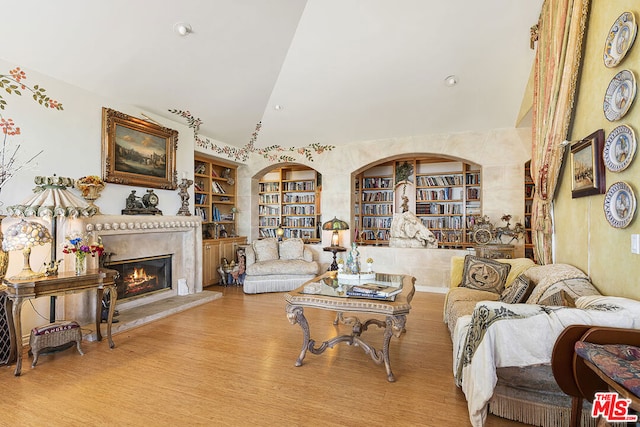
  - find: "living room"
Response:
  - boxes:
[1,1,640,426]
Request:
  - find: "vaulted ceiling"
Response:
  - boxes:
[2,0,542,149]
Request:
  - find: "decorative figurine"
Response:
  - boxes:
[177,178,193,216]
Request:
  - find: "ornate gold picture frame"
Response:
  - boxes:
[570,129,606,198]
[101,107,178,190]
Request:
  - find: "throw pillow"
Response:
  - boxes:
[279,238,305,260]
[252,238,279,262]
[500,274,532,304]
[539,290,576,307]
[460,255,511,294]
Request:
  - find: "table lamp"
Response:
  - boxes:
[322,217,349,247]
[3,219,52,280]
[6,175,96,320]
[276,223,285,241]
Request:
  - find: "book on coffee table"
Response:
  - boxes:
[348,283,403,297]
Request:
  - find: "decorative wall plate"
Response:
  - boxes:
[604,11,637,68]
[603,69,637,121]
[604,181,636,228]
[604,124,636,172]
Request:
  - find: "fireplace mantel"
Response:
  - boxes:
[59,215,203,325]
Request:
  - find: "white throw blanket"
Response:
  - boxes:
[453,296,640,427]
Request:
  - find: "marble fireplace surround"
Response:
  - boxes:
[60,215,203,326]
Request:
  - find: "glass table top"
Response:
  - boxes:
[300,272,404,300]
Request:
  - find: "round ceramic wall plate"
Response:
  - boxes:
[604,181,636,228]
[604,124,636,172]
[603,69,637,121]
[604,11,637,68]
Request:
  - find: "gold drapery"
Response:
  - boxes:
[531,0,590,264]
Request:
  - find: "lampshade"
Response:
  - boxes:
[3,219,52,280]
[322,217,349,247]
[6,175,96,219]
[322,217,349,231]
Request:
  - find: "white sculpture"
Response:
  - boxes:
[389,211,437,248]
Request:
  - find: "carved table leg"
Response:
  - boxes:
[12,297,24,376]
[96,287,104,342]
[286,304,310,366]
[105,285,116,349]
[97,285,117,349]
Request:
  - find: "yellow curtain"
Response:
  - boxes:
[531,0,590,264]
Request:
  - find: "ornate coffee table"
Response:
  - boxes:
[285,272,415,382]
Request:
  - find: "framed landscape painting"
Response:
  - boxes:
[570,129,606,198]
[102,107,178,190]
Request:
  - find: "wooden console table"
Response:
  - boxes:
[2,268,119,376]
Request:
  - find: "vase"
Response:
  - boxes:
[75,255,87,275]
[76,183,104,214]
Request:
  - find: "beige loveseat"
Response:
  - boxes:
[243,238,319,294]
[445,255,605,427]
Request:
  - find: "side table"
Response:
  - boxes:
[323,246,346,271]
[3,268,118,376]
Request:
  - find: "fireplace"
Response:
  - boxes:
[106,255,172,301]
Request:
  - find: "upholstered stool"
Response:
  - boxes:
[29,321,84,368]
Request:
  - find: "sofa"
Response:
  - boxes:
[444,254,630,427]
[243,238,319,294]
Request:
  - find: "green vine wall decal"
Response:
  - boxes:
[170,109,334,163]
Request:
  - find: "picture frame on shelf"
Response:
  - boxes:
[101,107,178,190]
[570,129,606,198]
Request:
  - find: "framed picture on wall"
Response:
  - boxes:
[101,107,178,189]
[570,129,606,198]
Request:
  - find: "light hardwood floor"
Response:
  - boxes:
[0,287,526,427]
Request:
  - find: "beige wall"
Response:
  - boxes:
[555,1,640,298]
[232,127,531,287]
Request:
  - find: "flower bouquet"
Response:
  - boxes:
[62,233,104,275]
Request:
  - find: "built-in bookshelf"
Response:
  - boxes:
[257,166,322,243]
[524,161,535,260]
[353,157,482,248]
[194,155,238,238]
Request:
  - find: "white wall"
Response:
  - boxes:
[0,59,195,334]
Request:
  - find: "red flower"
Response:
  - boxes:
[9,67,26,82]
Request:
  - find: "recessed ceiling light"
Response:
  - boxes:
[274,105,284,111]
[444,75,458,87]
[173,22,192,36]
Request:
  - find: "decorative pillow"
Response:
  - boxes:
[539,290,576,307]
[279,238,305,260]
[252,238,279,262]
[460,255,511,294]
[500,274,532,304]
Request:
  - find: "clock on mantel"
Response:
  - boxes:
[122,189,163,215]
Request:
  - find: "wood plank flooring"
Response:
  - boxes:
[0,287,526,426]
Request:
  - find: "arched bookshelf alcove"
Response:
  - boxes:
[351,155,482,248]
[255,163,322,243]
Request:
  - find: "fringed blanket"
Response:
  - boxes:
[453,296,640,427]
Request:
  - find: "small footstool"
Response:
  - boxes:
[29,321,84,368]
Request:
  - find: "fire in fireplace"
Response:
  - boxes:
[106,255,172,300]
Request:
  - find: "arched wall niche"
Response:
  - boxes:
[250,162,323,243]
[351,153,482,247]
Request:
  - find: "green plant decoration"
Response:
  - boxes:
[170,109,334,163]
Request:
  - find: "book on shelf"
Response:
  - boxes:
[348,283,403,297]
[194,163,206,174]
[212,180,226,194]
